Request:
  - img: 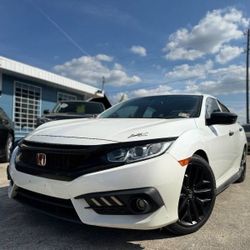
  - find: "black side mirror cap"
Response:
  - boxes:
[207,112,238,126]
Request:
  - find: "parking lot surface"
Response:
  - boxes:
[0,159,249,250]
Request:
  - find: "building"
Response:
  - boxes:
[0,56,104,140]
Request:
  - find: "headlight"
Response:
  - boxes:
[107,141,174,163]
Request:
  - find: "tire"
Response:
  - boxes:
[235,148,247,183]
[167,155,216,235]
[4,134,13,162]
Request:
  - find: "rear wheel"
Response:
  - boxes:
[168,155,216,235]
[235,148,247,183]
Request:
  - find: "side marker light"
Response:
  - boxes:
[178,157,191,167]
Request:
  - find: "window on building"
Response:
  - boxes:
[14,81,41,133]
[57,92,77,102]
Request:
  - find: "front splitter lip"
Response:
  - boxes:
[9,151,186,230]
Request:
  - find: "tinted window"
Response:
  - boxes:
[218,101,230,113]
[53,102,105,114]
[100,95,202,119]
[0,107,13,128]
[206,98,221,119]
[243,125,250,132]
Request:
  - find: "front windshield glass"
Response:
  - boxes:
[53,102,104,114]
[100,95,202,119]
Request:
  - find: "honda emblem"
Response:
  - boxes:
[36,153,47,167]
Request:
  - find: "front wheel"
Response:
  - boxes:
[168,155,216,235]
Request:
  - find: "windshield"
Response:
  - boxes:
[100,95,202,119]
[53,102,105,114]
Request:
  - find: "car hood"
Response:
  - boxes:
[26,118,197,145]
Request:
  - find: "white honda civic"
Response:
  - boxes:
[8,94,247,235]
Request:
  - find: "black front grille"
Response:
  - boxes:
[14,187,81,223]
[20,148,88,171]
[15,138,175,181]
[16,141,120,181]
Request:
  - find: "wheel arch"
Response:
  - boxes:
[168,128,211,164]
[193,149,209,163]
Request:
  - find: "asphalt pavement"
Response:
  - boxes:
[0,159,249,250]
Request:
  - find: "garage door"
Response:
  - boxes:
[13,81,41,137]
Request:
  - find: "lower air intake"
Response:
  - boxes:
[76,187,164,215]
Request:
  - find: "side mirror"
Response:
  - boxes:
[207,112,237,125]
[43,109,50,115]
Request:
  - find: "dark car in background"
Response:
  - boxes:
[242,124,250,154]
[0,107,14,162]
[36,100,106,127]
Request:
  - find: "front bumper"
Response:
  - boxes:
[8,150,185,230]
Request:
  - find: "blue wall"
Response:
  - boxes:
[0,73,85,140]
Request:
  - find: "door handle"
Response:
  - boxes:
[229,131,234,136]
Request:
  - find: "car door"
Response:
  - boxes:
[218,101,242,170]
[205,98,236,180]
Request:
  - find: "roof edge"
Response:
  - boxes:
[0,56,103,97]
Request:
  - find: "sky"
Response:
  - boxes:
[0,0,250,123]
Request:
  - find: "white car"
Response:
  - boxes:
[8,94,247,235]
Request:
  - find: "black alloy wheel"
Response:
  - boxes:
[168,155,216,235]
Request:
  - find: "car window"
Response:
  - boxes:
[0,107,13,128]
[108,105,138,118]
[205,98,221,119]
[243,125,250,132]
[100,95,203,119]
[53,102,104,114]
[0,107,8,121]
[218,101,230,113]
[143,107,156,118]
[0,108,3,124]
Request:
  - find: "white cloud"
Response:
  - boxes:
[165,47,204,61]
[110,85,173,104]
[54,55,141,87]
[130,45,147,56]
[184,65,246,95]
[163,57,246,95]
[95,54,113,62]
[215,45,243,64]
[165,60,213,81]
[131,85,172,97]
[109,63,247,104]
[225,100,246,124]
[163,8,248,60]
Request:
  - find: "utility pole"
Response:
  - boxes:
[246,28,250,124]
[101,76,105,92]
